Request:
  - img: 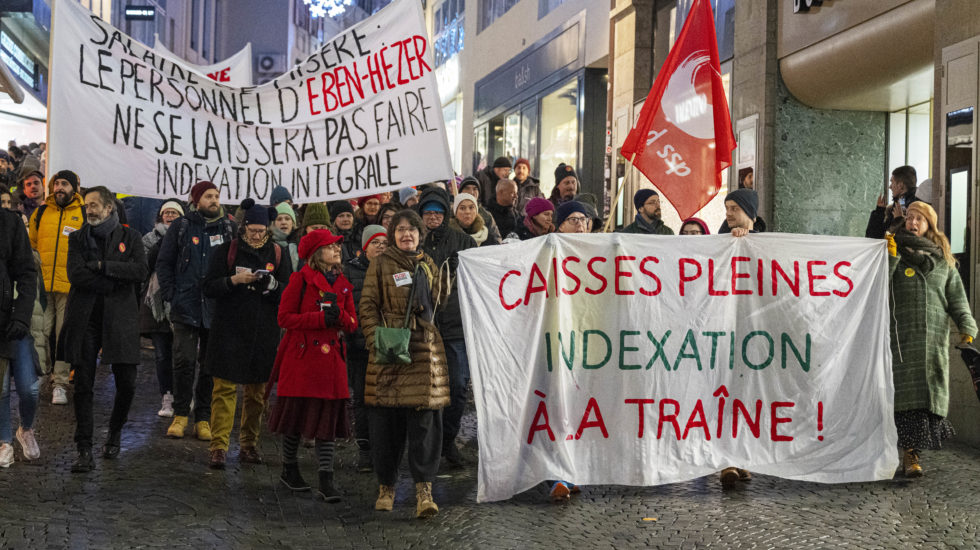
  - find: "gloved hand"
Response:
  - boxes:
[322,303,341,326]
[885,233,897,257]
[961,334,974,345]
[4,320,29,341]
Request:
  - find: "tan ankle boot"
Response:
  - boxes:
[903,449,923,477]
[375,485,395,511]
[415,482,439,518]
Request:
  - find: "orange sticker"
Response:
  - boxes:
[320,344,331,354]
[266,263,275,271]
[192,236,200,245]
[118,242,126,253]
[904,268,915,277]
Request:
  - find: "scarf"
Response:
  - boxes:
[523,215,553,237]
[894,229,943,273]
[450,215,488,245]
[633,213,665,234]
[86,210,120,252]
[244,231,271,250]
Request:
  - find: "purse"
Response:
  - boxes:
[374,265,422,365]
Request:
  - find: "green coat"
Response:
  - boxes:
[889,251,977,417]
[618,216,674,235]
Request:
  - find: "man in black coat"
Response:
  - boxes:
[866,165,918,239]
[202,199,292,469]
[61,186,147,472]
[474,156,512,208]
[0,207,37,384]
[156,181,236,440]
[486,179,519,239]
[416,187,476,468]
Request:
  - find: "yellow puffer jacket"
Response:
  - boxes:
[29,193,84,294]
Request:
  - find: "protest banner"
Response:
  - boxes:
[47,0,453,203]
[457,233,898,503]
[153,35,253,87]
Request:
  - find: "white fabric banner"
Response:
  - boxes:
[48,0,452,203]
[457,233,898,503]
[153,35,253,87]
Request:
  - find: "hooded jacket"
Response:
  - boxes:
[0,209,37,360]
[416,186,476,341]
[29,193,84,294]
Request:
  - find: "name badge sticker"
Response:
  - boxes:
[393,271,413,287]
[63,226,76,237]
[210,235,224,247]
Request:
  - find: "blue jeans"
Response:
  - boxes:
[0,336,40,442]
[441,338,470,445]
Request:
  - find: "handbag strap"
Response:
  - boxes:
[401,264,424,329]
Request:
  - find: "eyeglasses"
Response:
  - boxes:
[245,227,267,235]
[369,240,388,248]
[564,216,591,226]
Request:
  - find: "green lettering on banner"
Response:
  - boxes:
[544,331,576,371]
[703,331,725,370]
[672,329,703,371]
[645,330,672,371]
[619,330,642,370]
[782,332,811,372]
[582,330,611,369]
[742,330,774,370]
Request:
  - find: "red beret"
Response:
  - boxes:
[298,229,343,260]
[357,194,382,209]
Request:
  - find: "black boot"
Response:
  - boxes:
[71,448,94,473]
[280,462,310,491]
[356,439,373,473]
[442,440,465,469]
[317,471,341,503]
[102,430,121,459]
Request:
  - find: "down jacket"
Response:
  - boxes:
[28,193,84,294]
[359,247,449,409]
[271,264,357,399]
[0,209,37,360]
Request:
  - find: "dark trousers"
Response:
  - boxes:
[441,338,470,445]
[171,322,212,422]
[347,345,370,442]
[150,331,174,395]
[73,311,138,450]
[369,407,442,486]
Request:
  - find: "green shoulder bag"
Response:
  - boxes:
[374,265,421,365]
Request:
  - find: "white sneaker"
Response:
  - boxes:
[0,443,13,468]
[158,392,174,417]
[52,386,68,405]
[16,427,40,460]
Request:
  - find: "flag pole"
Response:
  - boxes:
[603,153,636,233]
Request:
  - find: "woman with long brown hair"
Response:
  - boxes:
[886,201,977,477]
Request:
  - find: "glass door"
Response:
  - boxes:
[945,107,974,301]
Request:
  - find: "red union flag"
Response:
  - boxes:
[621,0,735,220]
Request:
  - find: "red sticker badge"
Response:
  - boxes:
[118,242,126,253]
[320,344,331,355]
[192,236,200,245]
[266,263,275,271]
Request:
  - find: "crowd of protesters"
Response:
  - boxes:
[0,140,976,516]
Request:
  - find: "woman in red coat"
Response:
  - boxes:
[267,229,357,502]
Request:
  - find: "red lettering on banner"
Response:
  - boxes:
[682,399,711,440]
[561,257,581,295]
[585,258,608,295]
[638,256,662,296]
[575,398,609,439]
[206,67,231,82]
[523,263,549,305]
[833,261,853,297]
[657,399,681,439]
[614,256,636,296]
[625,398,655,438]
[807,261,830,297]
[731,256,752,295]
[707,259,729,296]
[678,258,701,296]
[499,270,522,310]
[770,401,795,441]
[527,390,556,444]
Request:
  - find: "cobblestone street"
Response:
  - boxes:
[1,346,979,549]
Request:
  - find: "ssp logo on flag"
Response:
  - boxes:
[620,0,735,221]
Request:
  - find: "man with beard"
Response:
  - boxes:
[486,179,519,238]
[416,187,476,468]
[156,181,236,441]
[60,186,146,472]
[548,163,580,208]
[29,170,84,405]
[618,189,673,235]
[0,151,14,192]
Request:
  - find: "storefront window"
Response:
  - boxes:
[478,0,518,33]
[887,101,932,201]
[473,125,489,174]
[444,100,461,174]
[504,112,521,163]
[539,79,579,196]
